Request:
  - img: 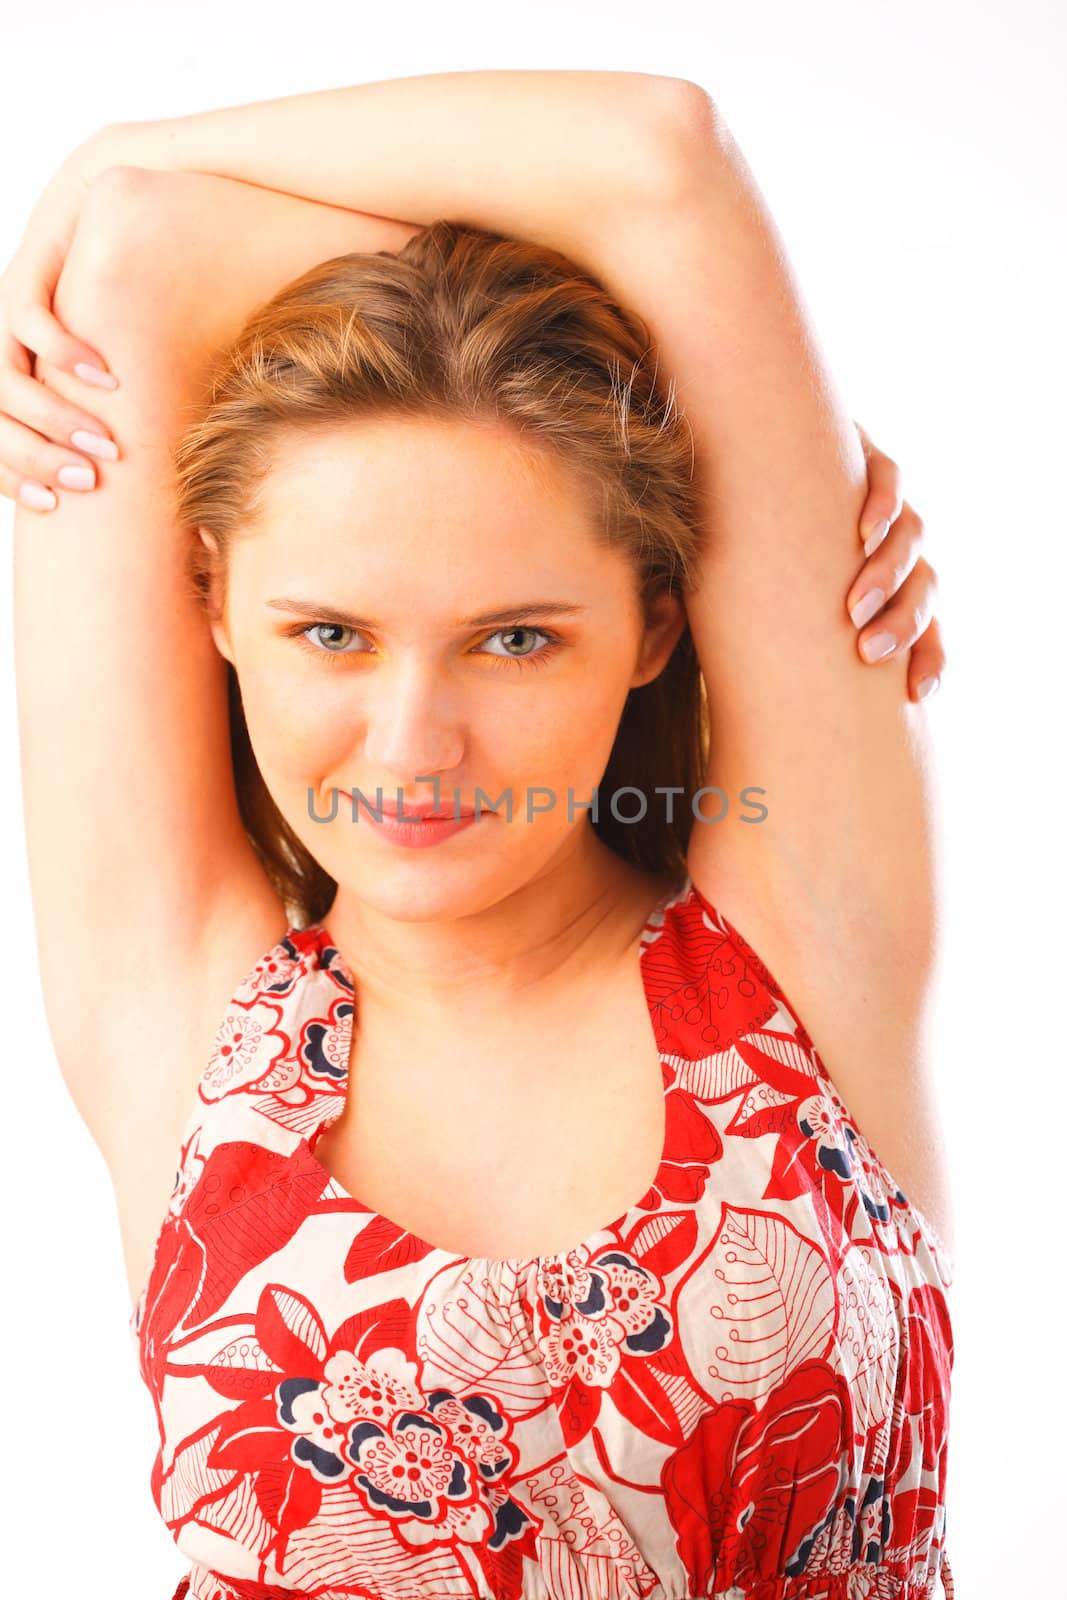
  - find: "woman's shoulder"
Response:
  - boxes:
[681,842,953,1254]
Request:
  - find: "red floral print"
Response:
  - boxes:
[134,877,955,1600]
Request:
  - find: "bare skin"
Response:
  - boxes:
[206,415,687,992]
[314,851,677,1261]
[15,168,952,1311]
[196,399,692,1264]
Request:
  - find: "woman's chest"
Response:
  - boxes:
[312,964,667,1262]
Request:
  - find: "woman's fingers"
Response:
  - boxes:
[849,426,945,700]
[3,356,119,458]
[0,464,55,511]
[5,294,117,391]
[846,501,924,633]
[0,404,112,508]
[906,613,945,703]
[853,422,904,557]
[0,156,122,510]
[850,552,941,681]
[0,329,119,511]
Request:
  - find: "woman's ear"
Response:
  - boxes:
[196,527,234,665]
[632,586,689,689]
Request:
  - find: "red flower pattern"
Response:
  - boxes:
[134,877,955,1600]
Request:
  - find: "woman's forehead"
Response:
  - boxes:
[258,413,581,507]
[230,429,634,615]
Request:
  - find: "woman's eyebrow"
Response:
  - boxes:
[264,597,588,628]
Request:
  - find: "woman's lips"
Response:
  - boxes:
[338,792,486,849]
[379,807,476,820]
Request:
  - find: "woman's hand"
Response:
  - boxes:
[0,137,123,509]
[848,423,944,702]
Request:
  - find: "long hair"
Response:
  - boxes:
[173,220,708,927]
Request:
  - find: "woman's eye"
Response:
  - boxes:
[297,623,367,659]
[480,626,560,667]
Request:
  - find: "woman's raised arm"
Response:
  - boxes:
[14,73,946,971]
[599,88,941,950]
[93,67,946,1043]
[121,64,934,955]
[92,69,679,268]
[12,170,422,1303]
[584,89,952,1242]
[5,71,943,698]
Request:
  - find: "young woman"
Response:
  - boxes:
[3,71,953,1600]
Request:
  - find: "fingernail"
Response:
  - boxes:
[863,520,890,557]
[70,428,119,461]
[73,361,119,390]
[917,675,940,700]
[861,630,896,662]
[850,587,885,629]
[18,479,57,511]
[58,464,96,490]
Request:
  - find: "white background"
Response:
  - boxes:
[1,2,1063,1595]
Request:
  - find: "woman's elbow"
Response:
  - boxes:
[642,78,727,202]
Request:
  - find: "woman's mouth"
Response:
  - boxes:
[339,792,487,849]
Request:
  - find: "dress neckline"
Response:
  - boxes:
[299,876,690,1271]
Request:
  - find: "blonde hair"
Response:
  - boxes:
[174,219,708,927]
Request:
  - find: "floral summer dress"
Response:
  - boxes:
[132,874,955,1600]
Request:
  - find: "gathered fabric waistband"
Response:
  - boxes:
[172,1551,953,1600]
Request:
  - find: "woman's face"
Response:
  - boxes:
[208,414,685,921]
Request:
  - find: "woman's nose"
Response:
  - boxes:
[361,669,466,776]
